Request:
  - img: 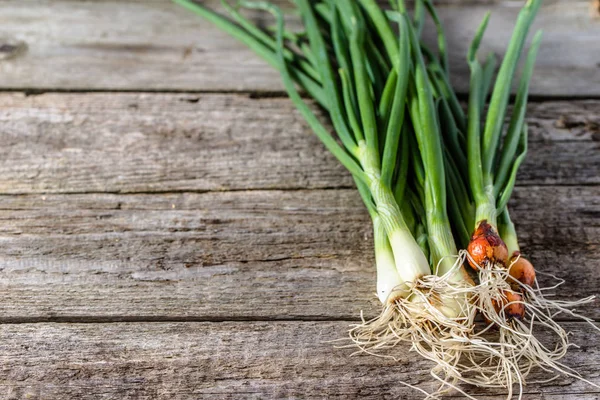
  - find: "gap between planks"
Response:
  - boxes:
[0,181,598,198]
[0,315,357,324]
[2,88,600,103]
[0,315,593,325]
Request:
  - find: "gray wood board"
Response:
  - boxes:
[0,1,598,95]
[0,93,597,195]
[0,185,597,321]
[0,321,598,399]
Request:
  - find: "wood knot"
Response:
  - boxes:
[0,38,27,60]
[555,115,600,141]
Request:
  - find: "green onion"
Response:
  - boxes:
[176,0,600,397]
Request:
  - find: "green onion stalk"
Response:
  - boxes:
[463,1,542,287]
[436,0,600,392]
[454,0,543,335]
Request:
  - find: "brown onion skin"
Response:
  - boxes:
[467,220,509,270]
[492,290,525,320]
[507,251,536,290]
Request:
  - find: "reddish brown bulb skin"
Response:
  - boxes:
[507,251,536,290]
[467,235,493,270]
[467,220,509,270]
[492,290,525,320]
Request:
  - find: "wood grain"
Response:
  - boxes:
[0,321,598,399]
[0,185,597,321]
[0,93,597,196]
[0,1,598,95]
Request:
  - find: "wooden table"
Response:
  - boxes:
[0,1,598,398]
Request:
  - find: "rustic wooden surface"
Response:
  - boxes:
[0,0,599,399]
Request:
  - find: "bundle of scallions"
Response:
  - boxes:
[174,0,599,397]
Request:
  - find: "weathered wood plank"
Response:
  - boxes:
[0,321,598,399]
[0,1,598,95]
[0,93,597,195]
[0,186,597,321]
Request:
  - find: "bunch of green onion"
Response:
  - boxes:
[175,0,599,397]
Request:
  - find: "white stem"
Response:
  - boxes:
[357,141,431,286]
[388,228,430,283]
[373,216,404,304]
